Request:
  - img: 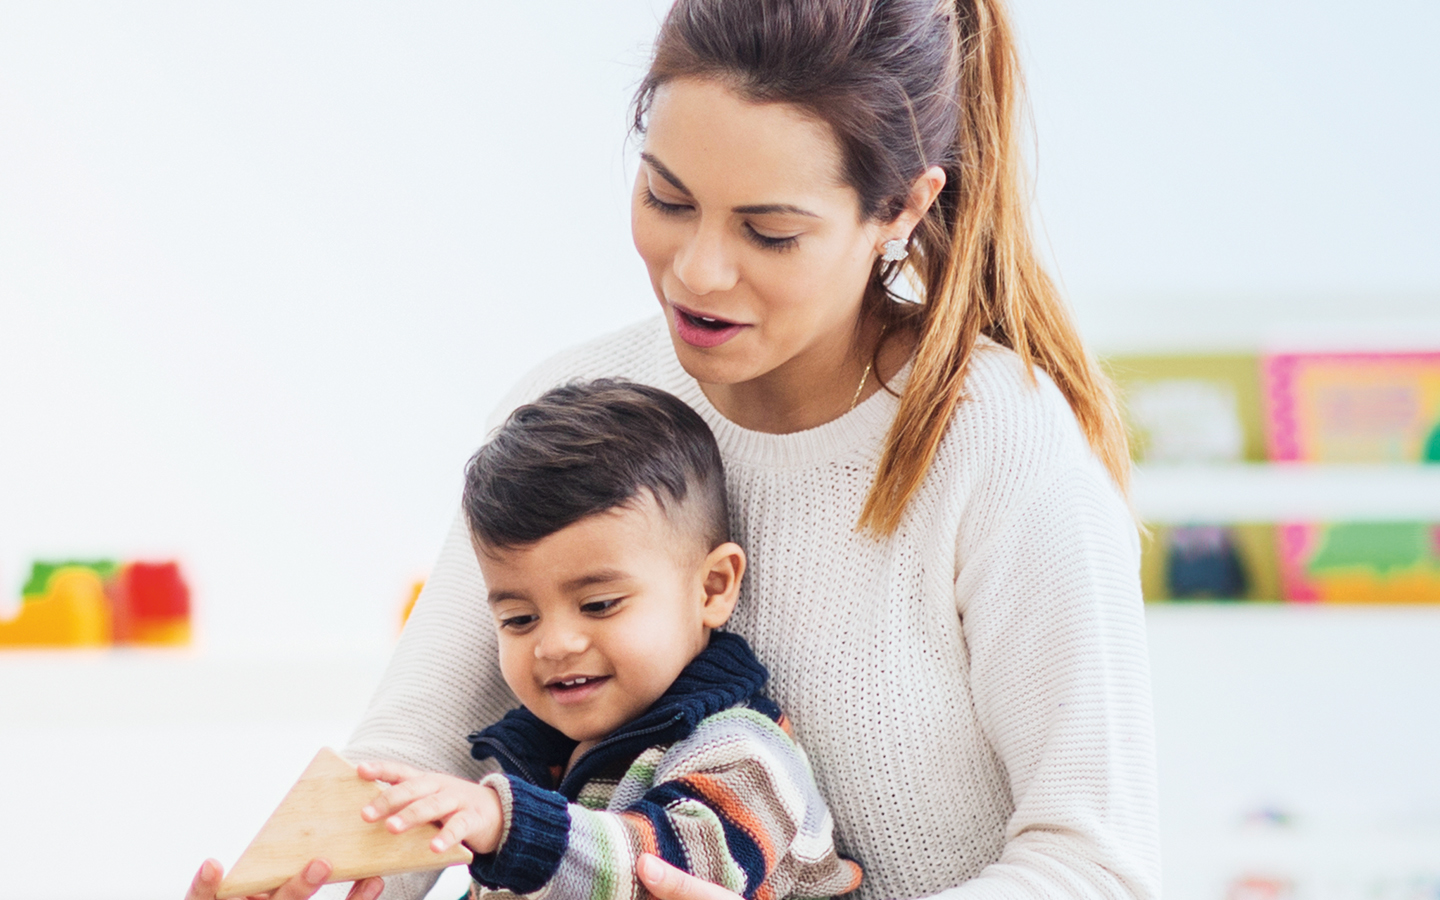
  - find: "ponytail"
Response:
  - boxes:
[636,0,1132,536]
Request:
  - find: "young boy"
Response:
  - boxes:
[358,379,862,900]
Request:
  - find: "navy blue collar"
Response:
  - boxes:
[468,630,776,798]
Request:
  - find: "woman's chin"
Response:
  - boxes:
[666,331,762,387]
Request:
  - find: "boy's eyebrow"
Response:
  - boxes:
[487,589,526,605]
[562,568,631,591]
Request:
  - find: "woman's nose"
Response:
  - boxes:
[672,221,738,295]
[534,622,588,660]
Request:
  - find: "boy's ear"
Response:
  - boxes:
[698,542,746,629]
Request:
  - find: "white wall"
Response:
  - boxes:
[1,1,1437,642]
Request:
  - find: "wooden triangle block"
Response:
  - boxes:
[217,748,473,899]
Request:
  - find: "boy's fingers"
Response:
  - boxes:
[386,791,458,833]
[431,809,476,852]
[365,776,438,820]
[356,759,420,784]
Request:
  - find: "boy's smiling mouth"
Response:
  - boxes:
[544,674,612,704]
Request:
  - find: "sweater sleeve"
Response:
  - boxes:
[938,459,1161,900]
[470,708,863,900]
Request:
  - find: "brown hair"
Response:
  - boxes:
[463,379,729,550]
[633,0,1130,534]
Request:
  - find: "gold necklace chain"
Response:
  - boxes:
[849,359,874,411]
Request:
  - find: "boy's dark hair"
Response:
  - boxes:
[463,379,729,551]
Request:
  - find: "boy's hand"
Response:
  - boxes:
[357,760,504,856]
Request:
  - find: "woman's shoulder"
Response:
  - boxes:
[928,338,1122,527]
[484,315,677,431]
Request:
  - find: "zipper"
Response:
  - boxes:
[469,733,552,787]
[558,711,685,795]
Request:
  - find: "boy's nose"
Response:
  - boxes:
[534,624,588,660]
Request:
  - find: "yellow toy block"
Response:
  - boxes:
[0,567,112,647]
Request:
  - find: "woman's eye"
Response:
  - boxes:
[745,225,800,252]
[499,614,537,630]
[580,598,621,615]
[641,189,691,215]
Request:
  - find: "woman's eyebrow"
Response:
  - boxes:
[732,202,819,218]
[641,152,692,195]
[641,151,819,218]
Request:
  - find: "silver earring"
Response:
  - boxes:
[881,238,909,262]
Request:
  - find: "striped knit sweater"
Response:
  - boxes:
[465,631,863,900]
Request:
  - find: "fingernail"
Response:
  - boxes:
[431,837,444,852]
[362,805,376,819]
[201,860,218,881]
[363,880,384,900]
[637,854,660,883]
[388,816,404,831]
[305,860,330,884]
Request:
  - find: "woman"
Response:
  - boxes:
[190,1,1159,898]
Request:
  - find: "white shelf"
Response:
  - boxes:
[1132,463,1440,522]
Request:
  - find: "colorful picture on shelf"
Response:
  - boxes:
[0,559,192,648]
[1140,523,1281,603]
[1262,350,1440,603]
[1105,354,1267,464]
[1263,351,1440,463]
[1278,522,1440,604]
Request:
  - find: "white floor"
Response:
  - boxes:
[3,606,1439,900]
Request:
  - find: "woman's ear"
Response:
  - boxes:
[698,542,746,629]
[882,165,947,248]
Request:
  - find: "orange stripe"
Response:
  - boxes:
[775,713,794,738]
[676,773,777,867]
[619,810,659,857]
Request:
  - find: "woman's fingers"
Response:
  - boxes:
[636,854,744,900]
[342,877,386,900]
[184,859,223,900]
[263,859,332,900]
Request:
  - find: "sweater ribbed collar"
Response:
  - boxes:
[467,630,774,798]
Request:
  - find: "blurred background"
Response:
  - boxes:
[1,1,1437,898]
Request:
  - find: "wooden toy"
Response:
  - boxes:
[217,748,472,899]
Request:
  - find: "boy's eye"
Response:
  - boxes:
[499,613,537,630]
[580,598,621,616]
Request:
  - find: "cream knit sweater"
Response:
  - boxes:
[338,317,1161,900]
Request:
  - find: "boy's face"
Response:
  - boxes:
[476,493,742,745]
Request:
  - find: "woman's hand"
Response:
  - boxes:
[184,858,384,900]
[357,759,504,855]
[636,854,744,900]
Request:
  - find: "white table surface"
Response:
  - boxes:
[4,606,1440,900]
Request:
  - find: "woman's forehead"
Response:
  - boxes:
[643,77,850,208]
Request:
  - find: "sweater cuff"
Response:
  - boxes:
[468,773,571,894]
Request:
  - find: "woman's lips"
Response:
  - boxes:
[670,302,748,349]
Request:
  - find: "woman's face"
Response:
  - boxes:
[631,77,888,388]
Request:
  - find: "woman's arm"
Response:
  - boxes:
[945,460,1161,899]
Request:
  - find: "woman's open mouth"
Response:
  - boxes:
[670,302,748,349]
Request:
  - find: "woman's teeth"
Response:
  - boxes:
[685,311,730,331]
